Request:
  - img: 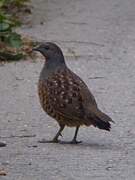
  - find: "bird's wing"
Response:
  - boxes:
[70,70,114,129]
[71,70,98,108]
[46,68,97,120]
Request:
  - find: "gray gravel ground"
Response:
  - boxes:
[0,0,135,179]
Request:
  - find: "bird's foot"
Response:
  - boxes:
[70,140,82,144]
[60,140,82,144]
[38,138,60,143]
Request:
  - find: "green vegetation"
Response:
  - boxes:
[0,0,33,61]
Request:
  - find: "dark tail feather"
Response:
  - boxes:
[90,109,114,131]
[93,116,111,131]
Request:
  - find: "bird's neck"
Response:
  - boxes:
[40,56,66,80]
[46,56,66,69]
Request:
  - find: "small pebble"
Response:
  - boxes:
[0,169,7,176]
[0,142,6,147]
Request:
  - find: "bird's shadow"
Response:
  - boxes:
[58,140,122,151]
[38,139,121,151]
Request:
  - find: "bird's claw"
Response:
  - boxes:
[59,140,82,144]
[38,138,60,143]
[70,140,82,144]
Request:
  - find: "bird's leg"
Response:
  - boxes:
[52,124,65,142]
[38,124,65,143]
[70,126,82,144]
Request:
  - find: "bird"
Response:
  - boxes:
[33,42,114,144]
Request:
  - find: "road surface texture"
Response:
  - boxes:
[0,0,135,179]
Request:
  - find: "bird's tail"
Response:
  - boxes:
[89,108,114,131]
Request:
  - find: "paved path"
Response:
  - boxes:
[0,0,135,179]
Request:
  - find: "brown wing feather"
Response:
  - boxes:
[70,69,97,108]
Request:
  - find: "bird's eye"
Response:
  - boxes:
[45,46,49,50]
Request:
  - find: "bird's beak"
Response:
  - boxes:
[32,47,40,51]
[32,46,46,60]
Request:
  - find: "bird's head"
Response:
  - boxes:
[33,42,65,63]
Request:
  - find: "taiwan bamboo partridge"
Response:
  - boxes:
[33,42,114,144]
